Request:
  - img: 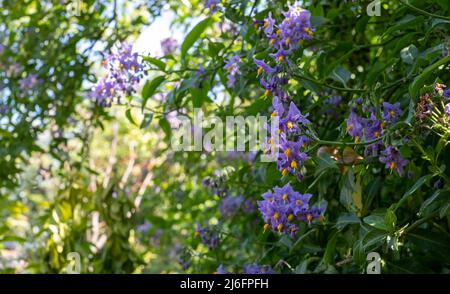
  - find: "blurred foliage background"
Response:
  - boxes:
[1,0,450,273]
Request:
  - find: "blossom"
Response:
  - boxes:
[243,264,277,274]
[445,103,450,118]
[160,37,178,55]
[195,223,220,250]
[263,12,275,35]
[346,108,364,142]
[219,196,243,218]
[19,73,41,92]
[254,58,275,76]
[216,265,229,274]
[280,102,310,133]
[224,55,240,88]
[382,102,403,124]
[277,136,309,177]
[379,146,409,176]
[242,199,256,214]
[0,103,8,115]
[257,183,322,236]
[205,0,220,12]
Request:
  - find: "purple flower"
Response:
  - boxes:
[254,58,275,76]
[0,103,8,115]
[280,102,310,133]
[195,223,220,250]
[443,89,450,101]
[19,73,41,92]
[137,221,151,233]
[445,103,450,118]
[243,264,276,274]
[382,102,403,124]
[346,109,364,142]
[205,0,220,12]
[242,199,256,214]
[219,196,243,218]
[365,113,383,141]
[216,265,229,274]
[379,146,409,176]
[224,55,240,88]
[160,37,178,55]
[263,12,275,35]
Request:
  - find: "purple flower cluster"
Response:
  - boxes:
[264,97,312,179]
[379,146,409,177]
[219,196,243,218]
[445,103,450,118]
[262,4,314,64]
[254,6,315,179]
[92,43,146,107]
[224,55,240,88]
[19,73,41,93]
[160,37,178,56]
[195,223,220,250]
[346,102,409,176]
[257,183,323,237]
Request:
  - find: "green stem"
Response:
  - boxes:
[399,0,450,22]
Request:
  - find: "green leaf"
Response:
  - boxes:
[335,214,361,231]
[394,175,430,210]
[384,209,397,232]
[159,117,172,141]
[142,76,165,110]
[181,17,213,58]
[364,213,388,231]
[330,66,351,87]
[125,108,137,126]
[140,113,154,129]
[142,56,166,71]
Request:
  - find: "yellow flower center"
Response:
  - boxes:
[288,214,295,222]
[374,131,380,138]
[282,193,288,201]
[278,55,284,62]
[277,223,283,232]
[265,89,271,97]
[287,121,293,129]
[291,160,298,169]
[274,212,279,220]
[284,148,291,158]
[355,136,360,143]
[282,168,288,177]
[389,161,396,170]
[271,111,277,117]
[285,37,291,45]
[257,67,264,76]
[263,223,269,231]
[307,214,313,222]
[389,110,395,117]
[296,199,302,206]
